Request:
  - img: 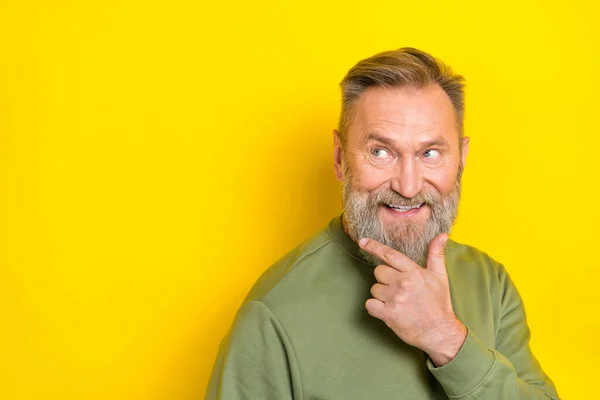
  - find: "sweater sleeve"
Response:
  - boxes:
[425,264,560,399]
[205,300,302,400]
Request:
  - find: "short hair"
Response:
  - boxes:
[338,47,465,144]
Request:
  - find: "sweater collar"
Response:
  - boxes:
[326,214,372,265]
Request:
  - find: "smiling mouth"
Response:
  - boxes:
[383,203,425,212]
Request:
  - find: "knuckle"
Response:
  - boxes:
[383,247,396,261]
[398,279,411,289]
[392,292,405,304]
[374,265,386,281]
[387,310,400,325]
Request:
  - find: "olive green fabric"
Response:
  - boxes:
[206,215,559,399]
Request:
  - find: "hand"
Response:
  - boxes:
[358,233,467,367]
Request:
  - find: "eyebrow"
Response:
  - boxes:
[418,138,450,149]
[362,133,451,149]
[362,133,395,145]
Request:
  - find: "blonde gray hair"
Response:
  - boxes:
[338,47,466,143]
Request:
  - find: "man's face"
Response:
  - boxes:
[333,85,469,266]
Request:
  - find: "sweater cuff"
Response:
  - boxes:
[426,327,496,397]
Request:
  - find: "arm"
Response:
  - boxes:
[426,263,560,399]
[205,301,301,400]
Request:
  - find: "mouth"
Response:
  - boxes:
[381,202,427,218]
[383,202,425,212]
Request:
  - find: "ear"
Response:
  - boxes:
[460,136,470,168]
[333,129,344,182]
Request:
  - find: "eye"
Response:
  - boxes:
[372,148,391,158]
[423,149,440,159]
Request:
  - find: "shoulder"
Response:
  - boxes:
[446,238,505,277]
[242,221,354,305]
[446,239,519,303]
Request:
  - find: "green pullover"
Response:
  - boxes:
[206,215,559,399]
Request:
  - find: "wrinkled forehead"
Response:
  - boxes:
[348,85,459,145]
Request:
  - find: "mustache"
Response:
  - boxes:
[371,187,441,207]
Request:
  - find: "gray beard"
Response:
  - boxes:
[341,162,462,267]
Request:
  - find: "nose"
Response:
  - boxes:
[390,157,423,199]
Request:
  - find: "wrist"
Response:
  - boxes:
[426,319,467,367]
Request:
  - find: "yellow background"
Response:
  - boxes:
[0,0,597,399]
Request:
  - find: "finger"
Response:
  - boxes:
[370,282,390,302]
[374,264,396,284]
[358,238,417,272]
[365,298,385,320]
[426,233,449,277]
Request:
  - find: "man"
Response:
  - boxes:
[205,48,559,399]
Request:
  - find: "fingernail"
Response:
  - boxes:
[359,238,368,247]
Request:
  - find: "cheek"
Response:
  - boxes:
[425,164,459,194]
[353,164,392,192]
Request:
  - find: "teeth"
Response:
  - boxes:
[388,203,423,211]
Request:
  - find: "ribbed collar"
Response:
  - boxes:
[326,213,372,265]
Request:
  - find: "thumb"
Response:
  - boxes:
[427,233,449,276]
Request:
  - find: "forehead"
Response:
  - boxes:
[349,85,458,142]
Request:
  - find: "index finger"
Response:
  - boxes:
[358,238,417,272]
